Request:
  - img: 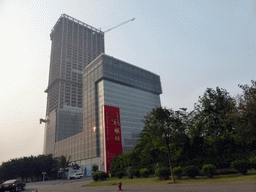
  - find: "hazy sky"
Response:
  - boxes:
[0,0,256,164]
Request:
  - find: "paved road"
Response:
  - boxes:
[25,177,92,192]
[36,181,256,192]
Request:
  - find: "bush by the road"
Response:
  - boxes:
[98,172,109,181]
[201,164,216,178]
[173,166,183,179]
[155,167,171,180]
[183,165,199,179]
[231,160,251,175]
[140,168,150,178]
[249,156,256,170]
[93,172,109,181]
[116,172,125,179]
[92,173,99,181]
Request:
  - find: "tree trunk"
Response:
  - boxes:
[166,137,175,183]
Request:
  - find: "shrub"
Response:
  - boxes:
[92,173,99,181]
[183,166,199,179]
[126,167,134,179]
[201,164,216,178]
[231,160,251,175]
[155,167,171,180]
[249,156,256,170]
[98,172,109,181]
[140,168,150,178]
[116,172,125,179]
[173,166,183,180]
[134,170,140,178]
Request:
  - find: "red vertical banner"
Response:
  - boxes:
[103,105,122,173]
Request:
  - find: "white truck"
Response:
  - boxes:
[68,172,83,179]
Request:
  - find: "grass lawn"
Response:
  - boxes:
[83,170,256,187]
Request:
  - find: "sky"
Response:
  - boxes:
[0,0,256,164]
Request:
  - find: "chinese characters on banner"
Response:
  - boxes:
[103,105,122,173]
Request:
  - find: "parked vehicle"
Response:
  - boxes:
[0,179,25,192]
[69,172,83,179]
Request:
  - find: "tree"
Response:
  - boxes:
[92,164,98,173]
[110,152,137,176]
[134,131,166,170]
[142,107,184,183]
[72,163,80,170]
[0,154,57,182]
[235,80,256,142]
[53,155,71,179]
[177,108,196,139]
[56,155,71,170]
[194,87,236,139]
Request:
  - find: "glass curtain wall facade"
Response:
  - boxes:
[43,14,104,155]
[98,80,161,153]
[82,54,162,167]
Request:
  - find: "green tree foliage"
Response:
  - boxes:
[178,131,250,169]
[134,131,170,171]
[142,107,186,183]
[209,132,249,168]
[55,155,71,170]
[136,138,157,169]
[72,163,80,170]
[177,108,196,139]
[110,151,139,177]
[194,87,236,139]
[33,154,57,180]
[92,164,98,173]
[54,155,71,178]
[235,80,256,143]
[0,154,58,182]
[177,136,206,168]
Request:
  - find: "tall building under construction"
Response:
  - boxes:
[44,14,104,154]
[43,14,162,172]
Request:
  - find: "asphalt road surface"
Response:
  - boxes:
[25,179,256,192]
[24,177,92,192]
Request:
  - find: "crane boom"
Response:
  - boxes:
[104,18,135,33]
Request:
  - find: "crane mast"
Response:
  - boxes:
[104,18,135,33]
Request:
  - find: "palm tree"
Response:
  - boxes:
[55,155,71,178]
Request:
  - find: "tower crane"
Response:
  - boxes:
[103,18,135,33]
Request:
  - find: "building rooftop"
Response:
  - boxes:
[50,13,103,38]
